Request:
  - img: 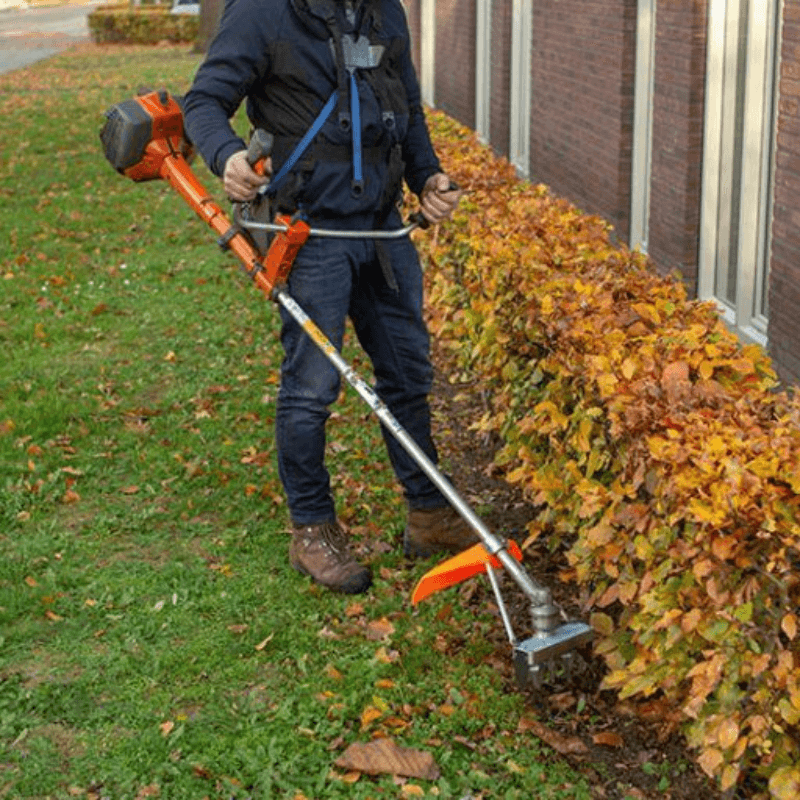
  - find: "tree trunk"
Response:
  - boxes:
[195,0,224,53]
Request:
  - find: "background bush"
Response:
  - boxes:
[88,4,198,45]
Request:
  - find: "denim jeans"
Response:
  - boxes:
[275,228,446,525]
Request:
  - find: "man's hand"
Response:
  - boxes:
[420,172,461,225]
[223,150,271,202]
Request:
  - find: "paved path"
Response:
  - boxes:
[0,2,96,75]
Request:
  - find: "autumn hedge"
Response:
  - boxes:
[419,112,800,799]
[88,4,198,45]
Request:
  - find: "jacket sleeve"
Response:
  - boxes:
[183,0,273,177]
[394,8,442,196]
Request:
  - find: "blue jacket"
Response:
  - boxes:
[183,0,441,223]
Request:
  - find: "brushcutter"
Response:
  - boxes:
[99,89,592,689]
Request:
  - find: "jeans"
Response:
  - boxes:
[275,228,446,525]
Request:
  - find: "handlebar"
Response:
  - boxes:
[238,127,463,240]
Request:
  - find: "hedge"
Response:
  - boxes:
[88,4,199,45]
[419,111,800,799]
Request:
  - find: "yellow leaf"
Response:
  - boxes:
[769,766,800,800]
[621,358,637,380]
[781,613,797,641]
[720,764,740,792]
[718,718,739,750]
[596,372,619,397]
[360,705,383,730]
[699,360,715,380]
[697,747,724,778]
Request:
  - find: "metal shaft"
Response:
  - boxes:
[274,287,552,608]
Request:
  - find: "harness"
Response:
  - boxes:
[266,0,405,209]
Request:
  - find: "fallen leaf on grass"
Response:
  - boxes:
[227,624,248,635]
[365,617,395,641]
[374,646,399,664]
[345,601,365,617]
[360,705,383,730]
[255,632,275,651]
[518,716,589,755]
[335,738,440,780]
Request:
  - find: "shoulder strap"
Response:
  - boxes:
[267,90,339,196]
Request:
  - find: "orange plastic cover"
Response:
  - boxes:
[411,539,523,605]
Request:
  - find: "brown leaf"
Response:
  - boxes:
[592,731,624,748]
[660,360,691,402]
[518,717,589,755]
[227,624,249,635]
[364,617,395,641]
[335,738,440,780]
[345,601,365,618]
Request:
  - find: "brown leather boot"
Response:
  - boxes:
[403,506,480,558]
[290,521,372,594]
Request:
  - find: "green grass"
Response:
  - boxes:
[0,45,592,798]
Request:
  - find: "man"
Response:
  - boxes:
[183,0,476,594]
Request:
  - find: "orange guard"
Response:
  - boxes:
[411,539,523,605]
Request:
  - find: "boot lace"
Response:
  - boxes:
[317,522,350,560]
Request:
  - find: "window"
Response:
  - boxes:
[699,0,781,345]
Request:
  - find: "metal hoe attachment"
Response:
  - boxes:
[100,90,593,690]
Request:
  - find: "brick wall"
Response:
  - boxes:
[432,0,477,128]
[489,0,512,157]
[404,0,421,76]
[527,0,637,241]
[646,0,707,292]
[770,0,800,384]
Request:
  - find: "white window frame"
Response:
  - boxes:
[630,0,656,253]
[476,0,492,143]
[699,0,781,348]
[509,0,532,176]
[420,0,436,107]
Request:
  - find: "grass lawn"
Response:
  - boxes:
[0,45,594,799]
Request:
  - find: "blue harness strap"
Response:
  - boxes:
[350,72,363,193]
[267,90,339,196]
[267,75,365,198]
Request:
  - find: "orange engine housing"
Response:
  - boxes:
[100,90,192,182]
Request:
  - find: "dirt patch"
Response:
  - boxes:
[427,348,727,800]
